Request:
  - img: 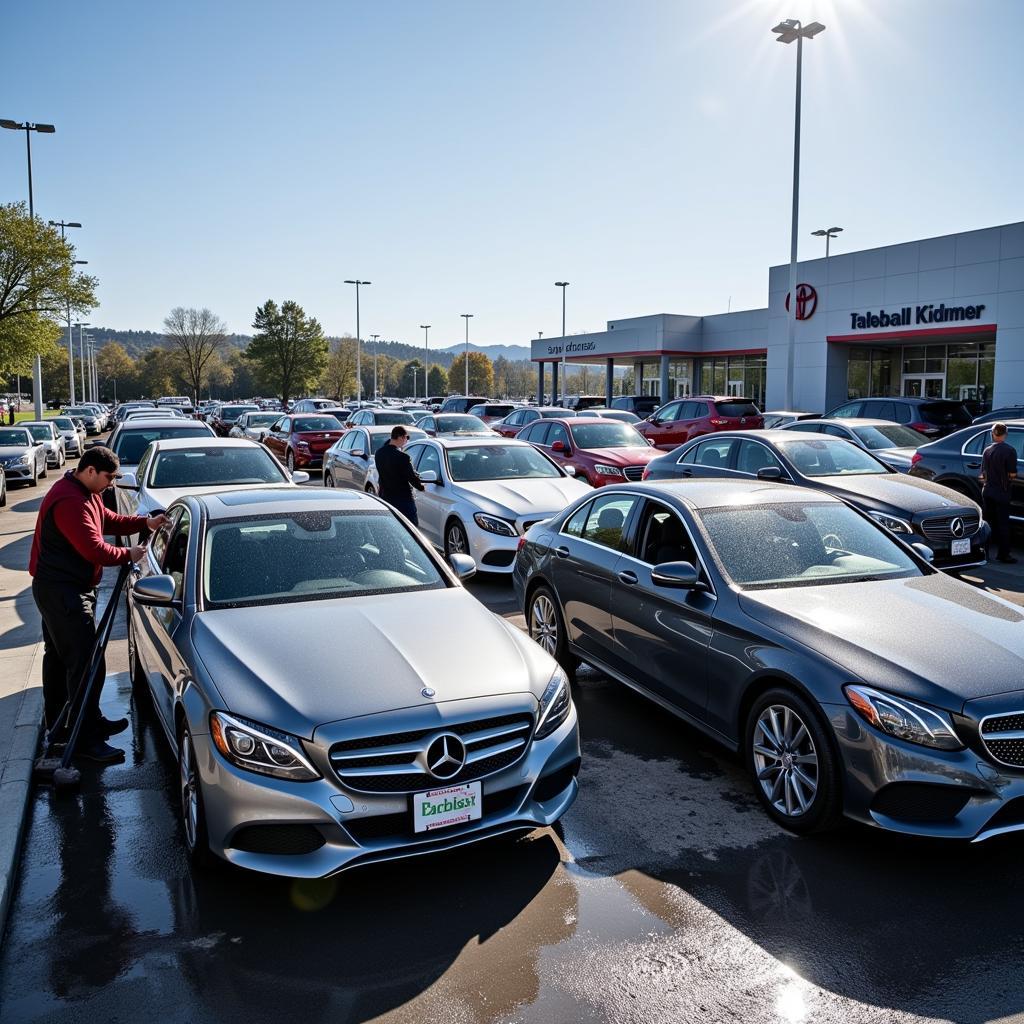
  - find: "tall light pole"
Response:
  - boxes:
[50,220,84,405]
[75,322,90,401]
[772,18,825,411]
[460,314,473,395]
[344,280,370,404]
[811,226,843,258]
[411,365,419,400]
[2,119,56,419]
[555,282,569,406]
[86,335,96,402]
[420,325,431,397]
[369,334,380,398]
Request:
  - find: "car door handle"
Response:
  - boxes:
[554,546,570,559]
[618,570,638,585]
[679,469,692,477]
[966,461,981,469]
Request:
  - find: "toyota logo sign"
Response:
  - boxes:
[785,283,818,321]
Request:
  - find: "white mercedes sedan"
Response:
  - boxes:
[404,436,589,573]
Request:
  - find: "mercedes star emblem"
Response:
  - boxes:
[421,686,435,698]
[950,517,965,538]
[426,734,466,780]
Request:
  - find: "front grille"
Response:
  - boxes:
[329,713,534,794]
[622,466,645,481]
[482,550,516,567]
[919,511,980,543]
[342,785,527,843]
[980,712,1024,767]
[230,824,326,855]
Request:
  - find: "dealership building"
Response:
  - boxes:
[531,219,1024,414]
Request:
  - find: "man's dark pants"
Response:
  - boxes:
[32,580,104,741]
[984,494,1013,560]
[383,496,419,526]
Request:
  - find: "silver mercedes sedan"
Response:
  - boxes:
[127,488,580,877]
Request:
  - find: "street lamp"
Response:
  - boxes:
[344,280,371,404]
[369,334,380,399]
[771,18,825,411]
[85,335,96,402]
[811,226,843,258]
[460,314,473,395]
[50,220,84,405]
[411,365,419,401]
[2,118,56,419]
[420,325,431,399]
[75,322,90,401]
[555,282,569,406]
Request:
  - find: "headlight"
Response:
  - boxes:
[209,711,320,780]
[295,440,310,451]
[844,685,962,750]
[474,513,517,536]
[16,454,30,466]
[593,463,624,477]
[868,511,913,535]
[535,668,572,739]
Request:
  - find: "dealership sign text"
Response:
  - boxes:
[850,304,986,330]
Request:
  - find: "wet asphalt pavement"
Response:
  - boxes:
[4,475,1024,1022]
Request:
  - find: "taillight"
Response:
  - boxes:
[910,452,923,467]
[909,422,939,435]
[710,418,728,426]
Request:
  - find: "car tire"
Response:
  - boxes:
[58,449,65,468]
[0,478,6,507]
[29,469,38,487]
[745,687,842,835]
[444,519,470,559]
[39,460,47,479]
[324,471,336,488]
[178,724,214,870]
[286,451,295,473]
[527,584,579,679]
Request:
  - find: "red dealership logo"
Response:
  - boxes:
[785,283,818,320]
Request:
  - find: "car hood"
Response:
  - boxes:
[872,447,916,469]
[453,476,590,517]
[577,446,658,466]
[815,471,977,513]
[191,587,553,737]
[739,574,1024,710]
[0,446,31,458]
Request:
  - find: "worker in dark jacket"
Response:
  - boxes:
[981,421,1018,564]
[29,446,167,763]
[374,425,424,525]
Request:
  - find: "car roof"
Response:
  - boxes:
[426,436,530,449]
[360,424,427,435]
[193,487,382,521]
[543,416,616,425]
[677,429,797,443]
[607,478,842,510]
[20,420,54,427]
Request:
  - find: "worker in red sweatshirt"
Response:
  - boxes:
[29,446,168,764]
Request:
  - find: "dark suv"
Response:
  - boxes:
[439,396,489,414]
[637,396,764,450]
[826,397,972,439]
[564,395,607,412]
[611,395,661,416]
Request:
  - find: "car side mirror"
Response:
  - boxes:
[563,464,577,476]
[291,471,310,484]
[651,561,706,590]
[33,439,45,446]
[350,449,366,459]
[132,573,177,607]
[85,439,104,449]
[116,471,139,490]
[551,440,566,452]
[448,553,477,581]
[419,470,439,483]
[911,542,935,564]
[756,466,783,481]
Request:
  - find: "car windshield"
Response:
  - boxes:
[293,416,342,431]
[700,502,921,589]
[204,510,446,607]
[67,408,94,417]
[447,444,562,481]
[0,430,30,446]
[541,409,575,418]
[370,430,425,453]
[25,425,52,440]
[435,415,491,434]
[373,412,415,425]
[245,413,280,427]
[54,418,75,429]
[113,426,213,464]
[852,424,925,450]
[150,447,286,488]
[777,437,887,477]
[569,422,648,448]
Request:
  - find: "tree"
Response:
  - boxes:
[226,349,256,400]
[448,351,494,396]
[163,306,227,402]
[320,336,358,400]
[0,203,97,375]
[398,359,425,399]
[245,299,328,405]
[427,364,447,396]
[138,348,179,398]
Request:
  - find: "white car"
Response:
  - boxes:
[229,411,283,442]
[115,437,310,531]
[403,436,590,573]
[21,420,67,468]
[52,416,84,457]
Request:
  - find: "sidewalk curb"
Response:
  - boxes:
[0,648,43,952]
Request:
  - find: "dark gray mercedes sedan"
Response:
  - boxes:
[513,478,1024,840]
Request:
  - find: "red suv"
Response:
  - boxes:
[262,413,346,473]
[517,416,658,487]
[637,396,764,450]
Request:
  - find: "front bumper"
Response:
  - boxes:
[0,461,33,481]
[829,702,1024,841]
[913,520,990,570]
[195,703,581,877]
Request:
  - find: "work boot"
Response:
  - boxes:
[75,741,126,765]
[98,716,129,737]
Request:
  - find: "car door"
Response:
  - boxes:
[642,401,684,450]
[349,429,373,489]
[734,438,789,479]
[408,443,445,542]
[551,491,642,663]
[607,498,714,715]
[545,422,572,471]
[265,417,288,458]
[328,430,356,487]
[419,416,436,437]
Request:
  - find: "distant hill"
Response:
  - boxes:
[439,342,531,362]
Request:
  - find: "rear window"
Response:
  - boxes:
[715,401,760,418]
[220,405,259,421]
[373,412,415,425]
[292,416,343,431]
[919,402,972,426]
[113,426,213,464]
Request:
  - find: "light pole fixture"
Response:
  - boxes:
[411,365,419,401]
[420,325,431,398]
[811,226,843,258]
[460,314,473,395]
[369,334,380,398]
[50,220,84,405]
[2,118,56,419]
[555,282,569,406]
[75,322,90,401]
[772,17,825,411]
[344,279,371,403]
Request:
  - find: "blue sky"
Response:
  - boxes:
[3,0,1022,348]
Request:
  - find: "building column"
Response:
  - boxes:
[659,355,670,403]
[605,359,614,405]
[537,362,545,405]
[551,361,559,405]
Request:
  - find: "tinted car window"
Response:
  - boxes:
[786,422,825,434]
[637,502,698,566]
[736,439,784,475]
[578,494,639,551]
[691,402,709,418]
[831,402,862,418]
[563,499,593,538]
[547,424,570,448]
[852,424,925,450]
[693,438,735,468]
[0,429,31,446]
[292,416,343,431]
[340,431,357,452]
[822,424,850,438]
[219,406,259,422]
[149,507,181,565]
[715,401,759,418]
[25,425,54,441]
[893,404,913,424]
[113,426,213,464]
[872,402,896,421]
[525,423,550,445]
[416,446,442,478]
[778,438,887,477]
[919,401,973,427]
[656,402,682,422]
[150,448,285,488]
[434,415,490,434]
[373,412,415,425]
[964,430,990,456]
[540,409,575,418]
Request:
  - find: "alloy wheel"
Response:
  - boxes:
[324,472,335,488]
[180,732,200,850]
[287,451,295,473]
[446,522,468,555]
[530,593,559,657]
[752,704,819,817]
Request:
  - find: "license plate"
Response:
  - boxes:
[951,538,971,556]
[413,781,482,833]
